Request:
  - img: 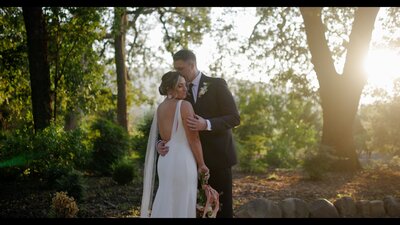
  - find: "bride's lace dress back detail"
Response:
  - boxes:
[150,100,198,218]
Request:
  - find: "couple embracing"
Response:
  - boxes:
[140,49,240,218]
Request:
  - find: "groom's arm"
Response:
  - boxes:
[208,78,240,132]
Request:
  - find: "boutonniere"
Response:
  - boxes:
[198,82,209,98]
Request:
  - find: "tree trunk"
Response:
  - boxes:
[22,7,52,132]
[300,7,379,171]
[64,105,80,131]
[114,8,128,131]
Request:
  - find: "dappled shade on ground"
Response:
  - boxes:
[1,168,400,218]
[233,168,400,209]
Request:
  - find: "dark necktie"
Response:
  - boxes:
[188,83,195,105]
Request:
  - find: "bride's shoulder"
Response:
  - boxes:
[180,100,194,113]
[156,102,163,109]
[156,102,166,113]
[180,100,192,108]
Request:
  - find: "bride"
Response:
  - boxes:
[140,71,209,218]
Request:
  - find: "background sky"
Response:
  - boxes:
[141,7,400,106]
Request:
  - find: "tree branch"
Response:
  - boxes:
[300,7,337,86]
[342,7,380,82]
[248,14,267,48]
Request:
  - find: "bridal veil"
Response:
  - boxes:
[140,111,158,218]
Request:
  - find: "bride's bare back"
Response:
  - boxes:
[157,99,180,142]
[157,99,207,179]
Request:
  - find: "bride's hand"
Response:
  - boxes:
[198,164,210,181]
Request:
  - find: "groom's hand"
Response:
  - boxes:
[187,114,207,131]
[157,140,169,156]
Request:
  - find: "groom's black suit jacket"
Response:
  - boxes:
[186,73,240,170]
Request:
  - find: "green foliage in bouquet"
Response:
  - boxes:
[196,172,220,218]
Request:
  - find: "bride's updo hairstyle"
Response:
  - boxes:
[159,71,182,96]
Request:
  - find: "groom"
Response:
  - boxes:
[157,49,240,218]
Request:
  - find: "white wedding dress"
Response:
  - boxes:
[149,100,198,218]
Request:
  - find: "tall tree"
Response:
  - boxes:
[22,7,52,132]
[104,7,211,131]
[44,7,107,130]
[113,7,129,131]
[300,7,380,170]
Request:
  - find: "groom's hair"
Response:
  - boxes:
[173,49,196,64]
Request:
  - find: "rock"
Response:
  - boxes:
[333,196,357,218]
[280,198,309,218]
[309,198,339,218]
[370,200,386,218]
[235,198,282,218]
[383,196,400,218]
[356,200,371,218]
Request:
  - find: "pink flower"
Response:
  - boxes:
[196,172,220,218]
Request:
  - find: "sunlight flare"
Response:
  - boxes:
[364,48,400,89]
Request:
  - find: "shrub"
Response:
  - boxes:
[112,159,137,185]
[0,167,22,181]
[236,138,267,173]
[44,165,72,189]
[49,191,79,218]
[90,118,130,175]
[54,169,86,202]
[0,130,33,180]
[0,125,90,180]
[30,125,90,177]
[302,145,334,180]
[131,113,154,164]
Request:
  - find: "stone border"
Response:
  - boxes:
[235,196,400,218]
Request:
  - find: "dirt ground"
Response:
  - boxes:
[1,167,400,218]
[232,167,400,207]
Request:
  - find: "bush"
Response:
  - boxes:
[63,128,92,170]
[0,167,22,181]
[131,113,154,164]
[90,118,130,175]
[236,138,267,173]
[0,125,90,180]
[48,191,79,218]
[44,165,72,189]
[54,169,86,202]
[0,130,33,180]
[302,145,334,180]
[30,125,90,177]
[112,159,138,185]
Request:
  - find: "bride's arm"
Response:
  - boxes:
[181,101,209,174]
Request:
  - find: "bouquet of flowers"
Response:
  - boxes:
[196,172,220,218]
